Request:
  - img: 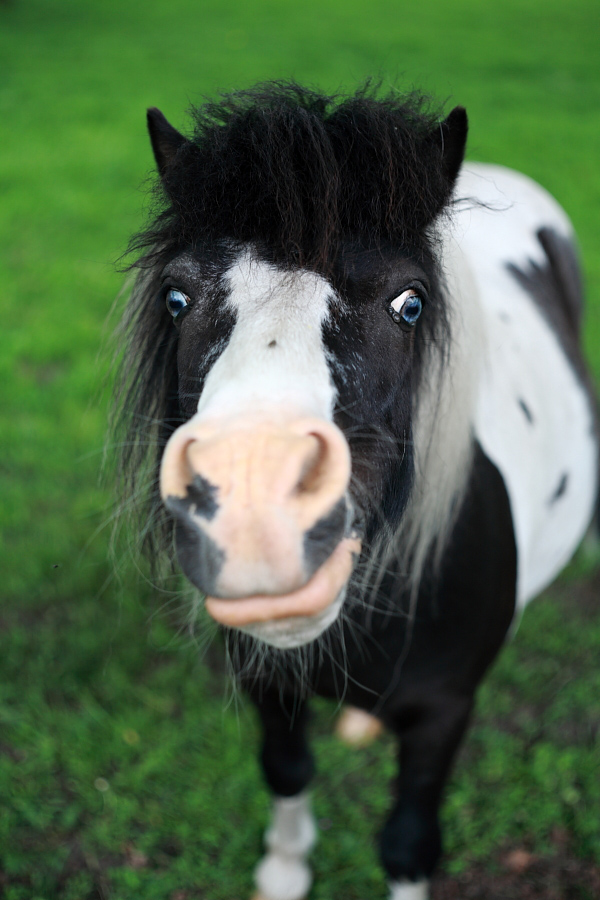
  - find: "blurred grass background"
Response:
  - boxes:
[0,0,599,897]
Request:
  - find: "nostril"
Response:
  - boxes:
[184,437,203,474]
[162,414,351,530]
[291,420,351,503]
[296,433,328,495]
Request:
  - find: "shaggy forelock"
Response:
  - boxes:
[131,82,454,274]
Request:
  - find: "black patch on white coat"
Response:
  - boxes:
[303,498,348,575]
[518,398,534,425]
[507,227,586,383]
[507,226,600,525]
[549,472,569,505]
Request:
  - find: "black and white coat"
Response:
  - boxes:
[118,88,598,900]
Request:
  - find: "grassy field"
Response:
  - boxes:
[1,0,599,897]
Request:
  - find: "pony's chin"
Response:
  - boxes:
[238,587,347,648]
[203,537,360,647]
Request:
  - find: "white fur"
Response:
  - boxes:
[455,164,598,607]
[196,250,336,422]
[389,880,429,900]
[254,792,317,900]
[393,228,483,591]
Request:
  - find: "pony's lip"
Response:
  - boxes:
[204,537,361,627]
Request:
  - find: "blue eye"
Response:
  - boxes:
[166,288,189,319]
[388,290,423,328]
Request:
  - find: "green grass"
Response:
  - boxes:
[0,0,599,897]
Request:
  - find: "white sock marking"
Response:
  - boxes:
[389,879,430,900]
[254,792,317,900]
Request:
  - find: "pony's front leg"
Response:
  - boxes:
[381,694,473,900]
[250,692,317,900]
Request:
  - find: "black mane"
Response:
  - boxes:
[131,81,458,273]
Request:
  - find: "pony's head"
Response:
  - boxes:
[116,83,468,649]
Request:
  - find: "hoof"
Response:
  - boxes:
[336,705,384,746]
[254,852,311,900]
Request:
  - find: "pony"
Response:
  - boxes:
[114,83,598,900]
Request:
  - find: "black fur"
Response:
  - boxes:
[136,83,466,275]
[147,107,187,177]
[507,226,585,382]
[303,497,348,575]
[548,472,569,505]
[164,496,225,596]
[518,397,534,425]
[177,474,220,520]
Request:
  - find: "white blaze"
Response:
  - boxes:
[196,250,336,422]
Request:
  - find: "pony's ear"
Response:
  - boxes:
[147,107,187,177]
[437,106,468,186]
